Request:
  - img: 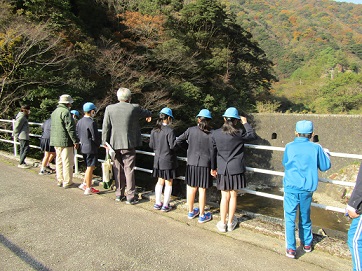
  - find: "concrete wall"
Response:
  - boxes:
[244,113,362,186]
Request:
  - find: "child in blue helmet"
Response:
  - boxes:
[176,109,213,223]
[70,110,80,123]
[76,102,100,195]
[283,120,331,259]
[149,107,178,212]
[210,107,257,232]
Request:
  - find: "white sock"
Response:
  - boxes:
[155,184,163,205]
[163,185,172,206]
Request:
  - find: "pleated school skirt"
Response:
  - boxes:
[152,168,176,180]
[185,165,213,188]
[217,170,246,191]
[40,138,55,152]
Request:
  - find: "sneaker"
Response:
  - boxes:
[78,183,86,191]
[286,249,296,259]
[227,217,238,232]
[303,245,312,253]
[57,181,62,187]
[84,187,100,195]
[161,204,173,212]
[46,166,55,172]
[63,183,74,189]
[38,170,49,175]
[115,196,126,202]
[153,203,163,210]
[188,208,200,219]
[126,197,139,205]
[18,163,31,169]
[198,212,212,223]
[216,221,227,233]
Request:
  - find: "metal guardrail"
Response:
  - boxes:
[1,118,361,214]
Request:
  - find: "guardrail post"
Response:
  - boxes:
[74,148,79,174]
[12,119,17,156]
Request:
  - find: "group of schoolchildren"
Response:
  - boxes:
[15,99,362,268]
[149,106,258,232]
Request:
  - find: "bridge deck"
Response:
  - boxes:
[0,152,351,271]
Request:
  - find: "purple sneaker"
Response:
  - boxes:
[161,204,173,212]
[153,203,163,210]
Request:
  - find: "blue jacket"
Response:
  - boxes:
[282,137,331,193]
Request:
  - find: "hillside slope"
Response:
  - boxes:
[226,0,362,113]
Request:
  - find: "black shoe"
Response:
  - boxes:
[126,197,139,205]
[115,196,126,202]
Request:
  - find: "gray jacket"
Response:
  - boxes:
[13,112,29,140]
[102,102,151,150]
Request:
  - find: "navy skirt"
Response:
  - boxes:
[185,165,212,188]
[152,168,176,180]
[217,171,246,191]
[40,138,55,152]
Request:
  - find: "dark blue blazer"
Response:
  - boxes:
[348,163,362,214]
[210,123,257,175]
[149,125,178,170]
[76,117,100,154]
[176,126,212,168]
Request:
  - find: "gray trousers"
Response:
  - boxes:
[113,148,136,200]
[19,139,29,165]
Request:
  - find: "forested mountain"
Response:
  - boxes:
[0,0,361,129]
[226,0,362,113]
[0,0,275,130]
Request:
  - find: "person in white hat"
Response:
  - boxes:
[50,94,79,188]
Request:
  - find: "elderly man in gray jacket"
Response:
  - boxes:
[102,88,152,204]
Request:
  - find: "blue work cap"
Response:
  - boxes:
[83,102,96,112]
[296,120,313,134]
[70,110,80,117]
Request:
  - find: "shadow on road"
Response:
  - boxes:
[0,233,51,271]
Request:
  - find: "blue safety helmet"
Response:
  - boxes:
[222,107,240,120]
[83,102,96,112]
[196,109,212,119]
[70,110,80,117]
[160,107,174,118]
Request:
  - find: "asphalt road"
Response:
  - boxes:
[0,154,351,271]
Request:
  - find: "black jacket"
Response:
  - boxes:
[176,126,212,168]
[76,117,100,154]
[210,123,257,175]
[348,163,362,214]
[149,125,178,170]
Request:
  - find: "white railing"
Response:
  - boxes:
[1,119,361,214]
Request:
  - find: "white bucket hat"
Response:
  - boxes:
[58,94,74,104]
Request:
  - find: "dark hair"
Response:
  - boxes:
[153,113,171,132]
[21,105,30,111]
[197,117,211,134]
[298,133,312,139]
[222,118,239,136]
